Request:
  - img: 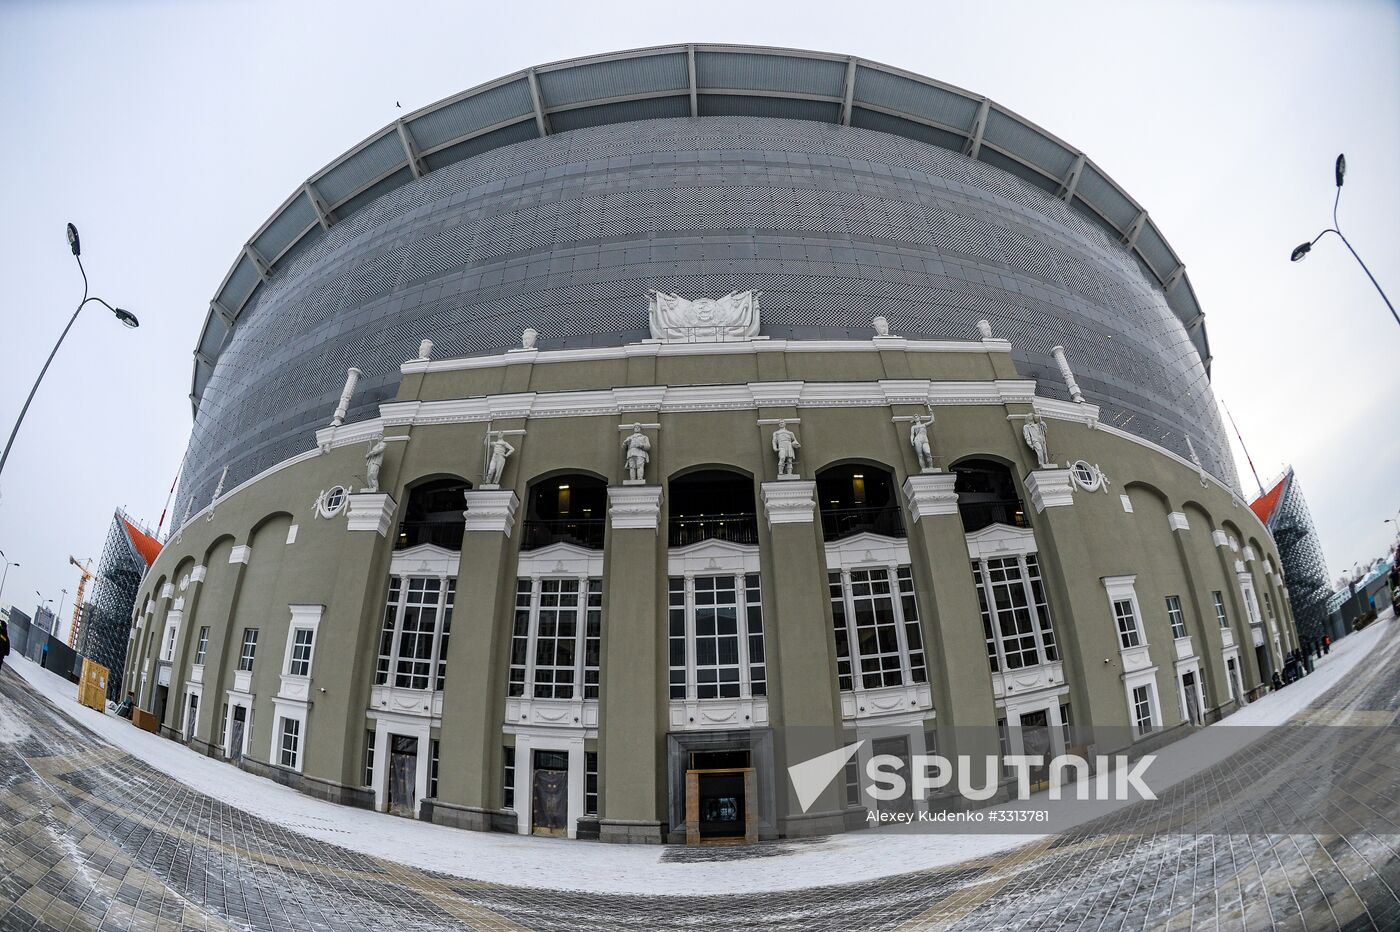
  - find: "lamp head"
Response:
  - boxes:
[66,223,81,257]
[113,308,140,329]
[1290,242,1312,262]
[1335,153,1346,188]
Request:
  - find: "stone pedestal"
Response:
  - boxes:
[345,493,398,536]
[462,490,520,535]
[1023,469,1075,513]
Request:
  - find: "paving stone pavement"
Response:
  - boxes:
[1,628,1398,931]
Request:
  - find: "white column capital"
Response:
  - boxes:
[901,473,959,522]
[1211,529,1228,548]
[760,480,816,526]
[1167,511,1190,532]
[1024,468,1075,513]
[227,546,252,565]
[346,492,398,537]
[608,485,663,531]
[462,489,520,536]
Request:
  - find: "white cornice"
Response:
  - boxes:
[399,336,1011,376]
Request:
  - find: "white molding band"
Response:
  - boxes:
[400,336,1013,377]
[346,493,398,537]
[608,485,663,531]
[760,480,817,526]
[463,490,520,536]
[902,473,959,522]
[1024,469,1075,513]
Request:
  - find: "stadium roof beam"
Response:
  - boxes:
[527,68,551,137]
[1059,153,1085,202]
[395,120,426,179]
[303,183,334,230]
[965,98,989,158]
[840,57,857,126]
[687,44,698,117]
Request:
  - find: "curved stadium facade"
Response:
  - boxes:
[129,46,1297,843]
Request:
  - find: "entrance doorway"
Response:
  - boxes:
[228,706,246,760]
[531,750,569,836]
[1255,645,1271,684]
[1182,671,1203,725]
[1227,658,1245,705]
[185,694,199,740]
[684,749,755,843]
[1017,710,1052,791]
[388,735,419,817]
[871,737,914,817]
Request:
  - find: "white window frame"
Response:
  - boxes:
[193,626,210,666]
[509,575,603,700]
[1212,591,1229,629]
[829,564,928,691]
[1131,683,1157,735]
[971,554,1057,674]
[279,716,301,769]
[1103,576,1146,650]
[668,572,765,701]
[237,628,259,672]
[375,576,455,692]
[1166,595,1188,640]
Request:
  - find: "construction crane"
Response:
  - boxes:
[67,556,94,649]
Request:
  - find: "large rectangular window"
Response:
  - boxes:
[375,576,454,691]
[973,555,1058,672]
[279,718,300,769]
[288,628,315,677]
[364,730,375,787]
[194,626,210,665]
[1212,591,1229,629]
[669,574,765,700]
[237,628,259,672]
[508,577,604,700]
[1114,600,1142,649]
[1166,596,1187,640]
[1132,685,1155,735]
[430,739,440,798]
[830,567,926,691]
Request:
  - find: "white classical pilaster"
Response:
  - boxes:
[607,486,663,531]
[462,489,520,536]
[228,546,252,565]
[346,492,398,537]
[1024,468,1075,513]
[1167,512,1190,532]
[760,480,816,526]
[901,473,959,522]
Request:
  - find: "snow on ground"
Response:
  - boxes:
[7,619,1389,896]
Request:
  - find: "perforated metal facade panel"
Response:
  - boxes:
[174,117,1236,520]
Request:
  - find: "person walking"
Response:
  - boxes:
[1323,634,1331,655]
[1272,670,1285,691]
[0,619,10,674]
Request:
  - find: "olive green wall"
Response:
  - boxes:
[127,340,1292,838]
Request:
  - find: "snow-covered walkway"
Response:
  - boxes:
[4,619,1387,896]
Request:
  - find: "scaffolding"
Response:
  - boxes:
[1252,468,1333,642]
[79,510,161,700]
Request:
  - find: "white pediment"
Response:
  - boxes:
[667,537,762,575]
[824,532,912,571]
[516,541,604,578]
[964,523,1039,560]
[389,543,461,578]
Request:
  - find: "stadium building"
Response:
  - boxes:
[126,45,1298,843]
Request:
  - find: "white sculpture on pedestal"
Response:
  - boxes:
[521,327,538,350]
[910,415,937,472]
[648,291,760,342]
[1023,412,1052,469]
[873,316,890,337]
[362,433,387,493]
[416,339,433,361]
[772,420,801,477]
[483,431,516,488]
[977,319,994,340]
[622,424,651,483]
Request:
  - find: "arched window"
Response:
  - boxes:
[521,474,607,551]
[667,470,757,547]
[816,464,904,541]
[952,459,1028,533]
[395,478,470,551]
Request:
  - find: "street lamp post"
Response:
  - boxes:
[0,224,140,483]
[1290,154,1399,328]
[0,550,16,606]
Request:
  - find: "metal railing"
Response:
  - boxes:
[668,513,759,548]
[957,499,1031,533]
[520,518,606,551]
[819,504,906,541]
[394,520,464,551]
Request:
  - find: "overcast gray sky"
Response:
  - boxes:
[1,0,1396,636]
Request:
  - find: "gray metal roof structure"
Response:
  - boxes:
[190,43,1211,416]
